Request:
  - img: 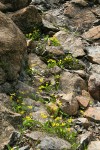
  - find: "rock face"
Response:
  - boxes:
[8,5,42,33]
[0,11,26,85]
[0,0,31,11]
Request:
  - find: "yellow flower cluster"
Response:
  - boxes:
[41,113,48,119]
[51,121,66,127]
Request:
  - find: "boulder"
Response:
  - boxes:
[0,12,26,86]
[8,5,42,33]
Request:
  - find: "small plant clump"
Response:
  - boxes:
[47,54,83,70]
[26,27,41,41]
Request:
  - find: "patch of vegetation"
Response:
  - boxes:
[10,92,79,149]
[47,54,84,70]
[26,27,41,41]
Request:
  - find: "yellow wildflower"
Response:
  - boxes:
[41,113,48,119]
[27,106,33,109]
[52,122,56,127]
[25,116,32,120]
[57,100,62,106]
[20,111,25,114]
[55,117,62,121]
[67,118,73,123]
[67,128,71,132]
[61,122,66,126]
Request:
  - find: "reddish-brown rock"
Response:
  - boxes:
[84,107,100,122]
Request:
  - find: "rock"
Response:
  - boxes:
[90,64,100,74]
[0,119,15,150]
[73,70,87,78]
[85,46,100,64]
[0,68,6,84]
[0,82,14,94]
[0,103,21,149]
[25,131,47,141]
[0,93,11,109]
[8,5,42,33]
[19,145,30,150]
[36,136,71,150]
[26,131,71,150]
[77,131,92,150]
[60,71,87,95]
[84,107,100,122]
[42,17,60,31]
[0,11,26,85]
[0,0,31,11]
[31,0,66,11]
[47,65,61,75]
[45,46,64,56]
[28,53,47,76]
[76,95,90,108]
[83,26,100,40]
[72,0,88,7]
[64,3,96,32]
[16,81,37,99]
[54,31,85,57]
[42,9,68,30]
[88,141,100,150]
[75,117,89,128]
[32,109,49,124]
[88,73,100,100]
[0,2,8,12]
[57,92,79,115]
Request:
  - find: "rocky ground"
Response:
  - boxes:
[0,0,100,150]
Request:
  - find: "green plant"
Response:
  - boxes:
[47,59,57,68]
[49,36,61,46]
[26,28,41,41]
[42,118,78,149]
[58,54,83,70]
[38,81,54,93]
[7,145,19,150]
[22,116,42,129]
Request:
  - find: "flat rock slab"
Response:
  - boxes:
[88,141,100,150]
[36,136,71,150]
[84,107,100,122]
[85,46,100,64]
[26,131,71,150]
